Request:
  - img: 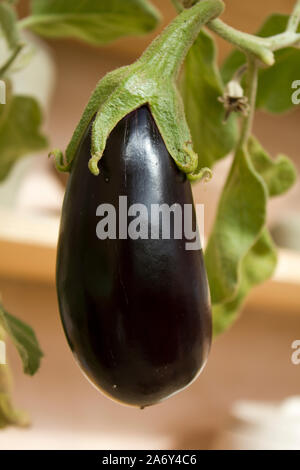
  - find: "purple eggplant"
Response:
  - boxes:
[57,106,211,407]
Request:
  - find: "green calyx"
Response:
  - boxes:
[50,0,224,179]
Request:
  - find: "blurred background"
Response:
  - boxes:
[0,0,299,450]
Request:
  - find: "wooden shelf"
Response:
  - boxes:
[0,208,299,313]
[0,208,58,283]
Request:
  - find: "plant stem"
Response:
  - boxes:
[171,0,184,12]
[0,43,23,78]
[171,0,198,10]
[287,0,300,33]
[183,0,198,7]
[264,31,300,51]
[238,55,258,148]
[232,64,248,82]
[207,19,275,65]
[171,0,300,63]
[139,0,224,77]
[207,13,300,62]
[17,16,42,30]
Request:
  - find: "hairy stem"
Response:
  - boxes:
[264,31,300,51]
[207,19,274,65]
[171,0,300,63]
[139,0,224,77]
[287,0,300,33]
[207,12,300,61]
[171,0,184,12]
[0,43,23,78]
[238,55,258,148]
[18,15,58,30]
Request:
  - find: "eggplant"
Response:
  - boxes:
[57,105,211,407]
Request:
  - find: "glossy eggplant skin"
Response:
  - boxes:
[57,106,212,407]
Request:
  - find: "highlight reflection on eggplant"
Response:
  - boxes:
[57,106,212,407]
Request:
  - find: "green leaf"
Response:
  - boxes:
[0,305,43,375]
[221,14,300,113]
[212,137,296,336]
[26,0,160,45]
[0,2,20,49]
[213,229,277,336]
[0,94,48,181]
[0,392,29,428]
[248,137,297,197]
[205,148,267,304]
[181,29,238,169]
[0,325,29,428]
